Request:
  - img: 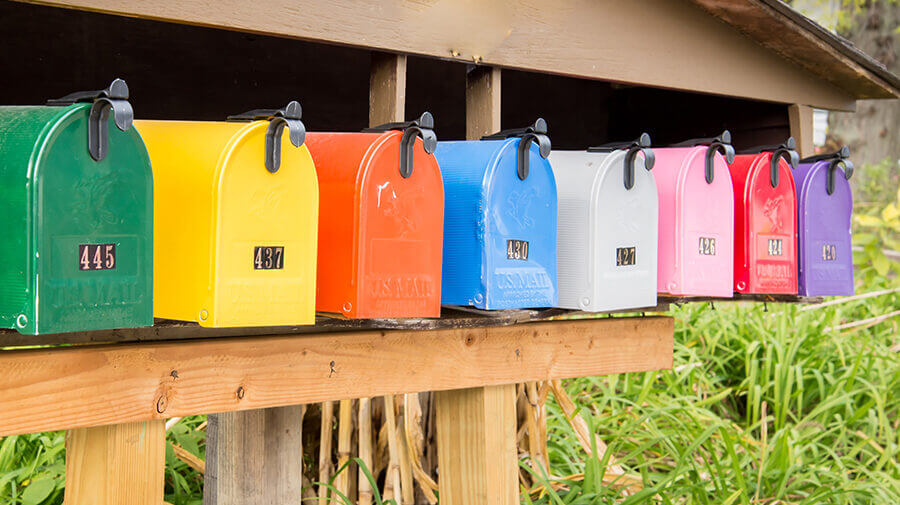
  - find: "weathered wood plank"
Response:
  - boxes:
[788,103,814,159]
[64,420,166,505]
[0,317,672,436]
[466,66,501,140]
[435,385,518,505]
[203,407,304,505]
[18,0,859,110]
[370,51,407,126]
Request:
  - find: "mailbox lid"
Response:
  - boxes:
[483,139,558,309]
[795,161,854,296]
[729,153,798,294]
[653,146,734,297]
[356,131,444,318]
[23,104,151,334]
[433,140,501,306]
[550,150,658,311]
[212,121,319,327]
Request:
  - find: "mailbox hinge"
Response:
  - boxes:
[668,130,735,185]
[363,112,437,178]
[227,101,306,173]
[46,78,134,162]
[588,132,655,190]
[482,118,551,180]
[739,137,800,188]
[801,146,854,195]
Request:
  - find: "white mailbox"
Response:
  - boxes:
[549,134,658,312]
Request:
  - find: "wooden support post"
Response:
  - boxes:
[433,64,518,505]
[434,385,519,505]
[203,406,304,505]
[466,66,502,140]
[370,51,407,126]
[788,104,814,158]
[64,420,165,505]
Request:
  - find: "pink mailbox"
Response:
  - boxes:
[653,132,736,297]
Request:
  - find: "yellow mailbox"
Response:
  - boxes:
[136,102,318,327]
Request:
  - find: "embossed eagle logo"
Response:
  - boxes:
[763,195,785,232]
[506,189,536,229]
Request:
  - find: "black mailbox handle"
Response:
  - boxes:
[667,130,735,184]
[482,118,551,180]
[227,101,306,173]
[801,146,854,195]
[588,132,655,190]
[363,112,437,178]
[46,78,134,162]
[739,137,799,188]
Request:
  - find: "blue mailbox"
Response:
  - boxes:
[433,119,558,309]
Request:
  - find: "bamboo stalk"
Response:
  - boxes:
[403,394,438,503]
[336,399,353,498]
[358,398,374,505]
[319,401,335,503]
[382,395,402,501]
[397,415,415,505]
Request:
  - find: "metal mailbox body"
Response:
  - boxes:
[653,144,735,297]
[0,82,153,335]
[304,116,444,319]
[434,124,557,310]
[728,147,799,294]
[135,104,318,327]
[795,152,854,296]
[549,146,658,311]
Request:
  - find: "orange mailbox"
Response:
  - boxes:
[305,113,444,318]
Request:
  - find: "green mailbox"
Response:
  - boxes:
[0,79,153,334]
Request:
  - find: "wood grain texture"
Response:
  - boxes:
[370,52,407,126]
[0,317,672,436]
[435,384,518,505]
[466,66,502,140]
[18,0,858,110]
[788,104,814,159]
[64,420,165,505]
[204,407,304,505]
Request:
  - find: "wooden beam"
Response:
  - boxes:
[19,0,859,110]
[466,66,501,140]
[204,406,304,505]
[64,420,165,505]
[0,317,672,436]
[370,51,407,126]
[435,385,518,505]
[788,104,814,158]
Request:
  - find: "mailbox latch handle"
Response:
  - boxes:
[668,130,735,184]
[482,118,551,180]
[739,137,799,188]
[588,132,655,190]
[801,145,854,195]
[363,112,437,178]
[46,78,134,162]
[227,101,306,173]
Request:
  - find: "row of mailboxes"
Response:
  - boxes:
[0,80,857,334]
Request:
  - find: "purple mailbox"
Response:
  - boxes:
[795,147,855,296]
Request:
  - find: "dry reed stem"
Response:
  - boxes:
[172,443,205,474]
[358,398,374,505]
[549,380,642,493]
[320,401,335,503]
[336,399,353,498]
[403,394,439,503]
[827,309,900,332]
[397,416,415,505]
[800,286,900,311]
[383,395,402,501]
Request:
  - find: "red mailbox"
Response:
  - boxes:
[728,138,800,295]
[304,113,444,319]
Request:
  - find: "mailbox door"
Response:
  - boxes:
[211,122,318,327]
[548,151,597,310]
[675,147,734,297]
[797,162,854,296]
[593,151,658,311]
[356,132,444,318]
[33,104,153,334]
[483,139,557,309]
[737,154,798,294]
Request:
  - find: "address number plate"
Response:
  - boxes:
[698,237,717,256]
[79,244,116,271]
[507,240,529,261]
[254,246,284,270]
[616,247,636,266]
